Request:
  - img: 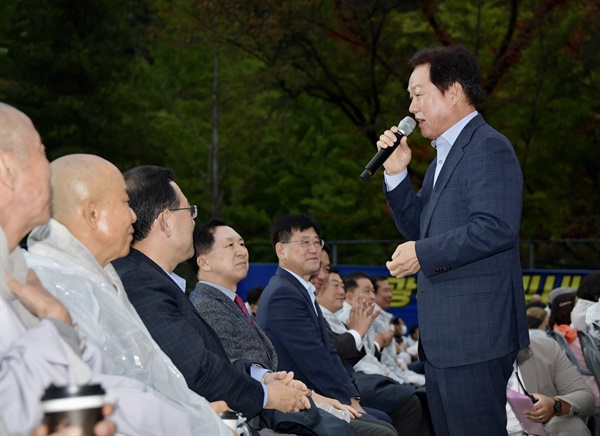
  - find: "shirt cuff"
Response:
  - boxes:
[250,366,271,408]
[384,169,408,191]
[348,329,363,350]
[374,341,381,353]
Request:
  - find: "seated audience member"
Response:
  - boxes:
[246,285,265,319]
[391,317,418,366]
[339,272,425,387]
[319,268,393,378]
[406,325,419,348]
[188,220,356,435]
[257,213,426,436]
[527,306,549,338]
[548,287,576,311]
[112,166,311,433]
[550,290,579,345]
[391,317,406,344]
[549,290,600,406]
[373,277,416,366]
[527,293,546,309]
[506,336,594,435]
[373,276,393,315]
[572,273,600,332]
[0,103,207,435]
[24,154,230,434]
[313,255,433,436]
[586,301,600,349]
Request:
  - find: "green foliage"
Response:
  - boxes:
[1,0,598,267]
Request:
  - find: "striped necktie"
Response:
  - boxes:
[234,294,254,324]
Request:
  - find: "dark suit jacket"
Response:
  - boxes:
[112,249,264,418]
[324,320,366,368]
[385,114,529,368]
[257,267,359,404]
[190,282,278,370]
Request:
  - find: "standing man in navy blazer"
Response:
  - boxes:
[376,45,529,435]
[112,166,311,431]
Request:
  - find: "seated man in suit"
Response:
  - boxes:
[112,166,311,433]
[506,335,594,435]
[0,103,220,435]
[24,154,231,435]
[312,251,434,436]
[257,213,427,436]
[188,219,357,435]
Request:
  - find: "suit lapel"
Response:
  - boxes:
[275,267,322,331]
[200,282,276,366]
[132,250,216,335]
[421,115,484,236]
[202,283,250,325]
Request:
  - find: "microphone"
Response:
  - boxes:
[360,116,417,181]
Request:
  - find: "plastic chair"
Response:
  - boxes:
[578,330,600,436]
[547,329,593,375]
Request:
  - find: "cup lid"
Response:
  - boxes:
[220,410,239,420]
[41,384,105,401]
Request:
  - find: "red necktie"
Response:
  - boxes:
[234,295,254,324]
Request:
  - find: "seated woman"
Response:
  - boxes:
[550,291,600,406]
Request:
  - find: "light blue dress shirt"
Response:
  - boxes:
[384,111,479,191]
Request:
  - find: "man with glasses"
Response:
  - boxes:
[257,214,398,436]
[24,154,231,434]
[188,219,356,435]
[113,166,313,434]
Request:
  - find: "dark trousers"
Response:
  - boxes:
[425,350,518,436]
[351,415,397,436]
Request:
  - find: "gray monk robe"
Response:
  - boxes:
[1,226,198,435]
[24,219,230,435]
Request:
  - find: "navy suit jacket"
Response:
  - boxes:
[112,249,264,418]
[385,114,529,368]
[257,267,359,404]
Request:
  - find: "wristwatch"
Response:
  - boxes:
[553,398,563,415]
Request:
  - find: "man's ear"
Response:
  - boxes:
[275,241,286,261]
[197,255,211,272]
[450,82,464,106]
[82,201,99,229]
[0,150,19,191]
[157,209,172,237]
[345,290,355,304]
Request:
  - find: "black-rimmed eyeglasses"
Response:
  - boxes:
[283,239,324,250]
[169,205,198,219]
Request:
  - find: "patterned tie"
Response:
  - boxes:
[234,295,254,324]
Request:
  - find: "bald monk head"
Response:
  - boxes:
[50,154,137,266]
[0,102,52,251]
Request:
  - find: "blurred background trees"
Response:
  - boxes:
[1,0,598,267]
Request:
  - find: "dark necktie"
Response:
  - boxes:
[234,294,254,325]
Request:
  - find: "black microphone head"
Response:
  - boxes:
[397,116,417,136]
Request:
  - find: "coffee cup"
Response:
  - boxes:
[41,384,106,434]
[220,410,239,431]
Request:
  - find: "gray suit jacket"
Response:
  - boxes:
[190,282,278,370]
[518,336,594,434]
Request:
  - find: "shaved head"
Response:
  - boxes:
[0,102,38,162]
[0,103,51,250]
[50,154,136,266]
[50,154,119,225]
